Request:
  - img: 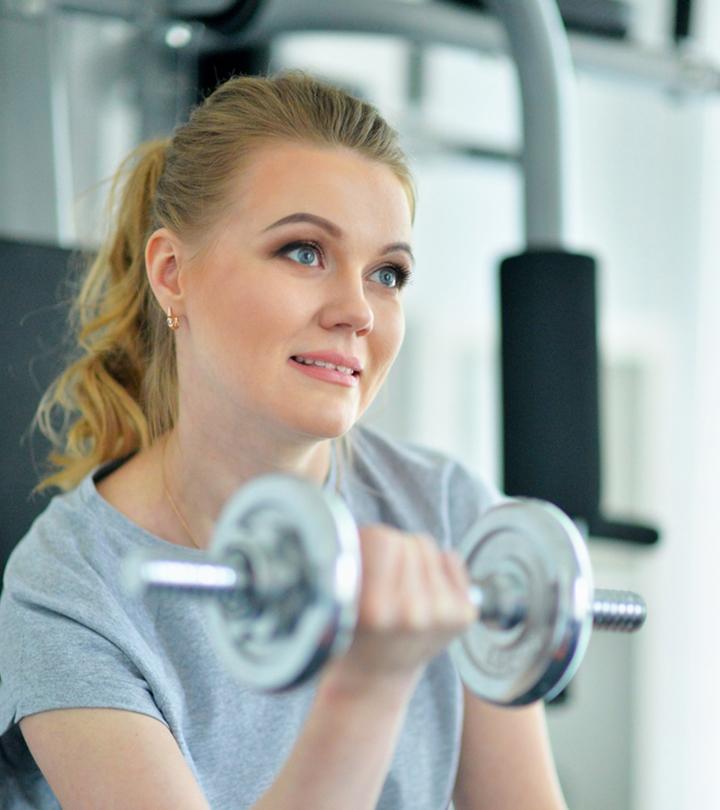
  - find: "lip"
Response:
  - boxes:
[290,351,363,374]
[289,357,359,388]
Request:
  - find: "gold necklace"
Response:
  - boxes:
[162,438,202,550]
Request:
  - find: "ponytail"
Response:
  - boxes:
[35,138,172,491]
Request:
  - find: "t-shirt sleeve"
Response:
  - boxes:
[0,532,166,736]
[442,457,506,552]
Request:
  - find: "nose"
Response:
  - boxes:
[319,270,374,336]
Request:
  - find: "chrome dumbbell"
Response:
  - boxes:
[451,499,645,704]
[121,475,646,705]
[122,476,361,692]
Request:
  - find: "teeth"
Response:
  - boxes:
[294,356,356,376]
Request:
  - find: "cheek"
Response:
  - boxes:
[196,268,297,350]
[385,306,405,349]
[373,308,405,368]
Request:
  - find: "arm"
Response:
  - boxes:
[16,522,472,809]
[20,673,417,810]
[255,673,417,810]
[20,708,211,810]
[452,687,568,810]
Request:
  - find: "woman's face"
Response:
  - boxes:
[177,141,414,444]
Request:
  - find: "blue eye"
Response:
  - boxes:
[278,240,413,291]
[377,267,410,290]
[286,243,321,266]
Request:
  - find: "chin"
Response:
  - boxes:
[292,414,356,440]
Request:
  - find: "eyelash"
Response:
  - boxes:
[276,239,413,291]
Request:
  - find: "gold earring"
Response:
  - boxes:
[166,306,180,331]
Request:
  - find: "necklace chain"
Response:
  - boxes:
[162,439,201,550]
[160,439,335,550]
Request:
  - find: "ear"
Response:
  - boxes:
[145,227,185,312]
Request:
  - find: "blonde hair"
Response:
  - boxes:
[35,69,417,492]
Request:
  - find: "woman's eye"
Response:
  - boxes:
[374,267,401,289]
[373,265,412,291]
[284,242,321,267]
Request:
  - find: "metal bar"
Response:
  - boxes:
[593,588,647,631]
[130,558,244,595]
[469,581,646,633]
[395,111,519,164]
[468,574,529,631]
[214,0,572,246]
[570,30,720,94]
[182,0,720,96]
[9,0,720,95]
[45,9,77,245]
[485,0,571,247]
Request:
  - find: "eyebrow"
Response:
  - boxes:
[263,212,415,267]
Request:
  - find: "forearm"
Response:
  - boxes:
[253,673,417,810]
[453,697,568,810]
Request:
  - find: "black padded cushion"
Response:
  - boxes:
[0,236,81,588]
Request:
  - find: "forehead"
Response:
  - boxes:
[231,141,412,235]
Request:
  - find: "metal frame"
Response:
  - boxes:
[166,0,720,241]
[7,0,720,93]
[191,0,574,245]
[45,7,76,244]
[9,0,720,246]
[485,0,571,246]
[188,1,720,98]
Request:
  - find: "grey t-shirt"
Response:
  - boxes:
[0,423,500,809]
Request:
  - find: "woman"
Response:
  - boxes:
[0,71,567,809]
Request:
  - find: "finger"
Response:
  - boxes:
[356,527,403,628]
[396,534,433,629]
[442,549,472,593]
[412,535,458,622]
[440,551,477,623]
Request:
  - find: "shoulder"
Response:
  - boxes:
[347,422,504,545]
[4,482,92,585]
[350,421,456,476]
[350,422,499,497]
[0,475,169,743]
[1,467,137,611]
[0,464,160,674]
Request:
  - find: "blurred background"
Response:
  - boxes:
[1,0,719,807]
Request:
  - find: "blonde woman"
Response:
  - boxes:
[0,71,567,810]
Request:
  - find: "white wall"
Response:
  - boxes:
[575,75,704,810]
[678,3,720,805]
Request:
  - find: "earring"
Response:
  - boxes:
[166,306,180,331]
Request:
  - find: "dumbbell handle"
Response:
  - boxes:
[591,589,647,631]
[124,557,244,597]
[124,553,646,633]
[467,579,646,633]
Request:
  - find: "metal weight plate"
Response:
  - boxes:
[449,499,594,706]
[205,474,360,692]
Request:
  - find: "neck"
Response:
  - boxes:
[159,421,334,550]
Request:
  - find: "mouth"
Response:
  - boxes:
[290,356,361,378]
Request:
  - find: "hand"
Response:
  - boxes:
[321,523,476,695]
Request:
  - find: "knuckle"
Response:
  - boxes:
[397,600,428,630]
[360,597,393,630]
[444,550,471,585]
[415,533,438,553]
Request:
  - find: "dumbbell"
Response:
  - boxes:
[121,475,646,706]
